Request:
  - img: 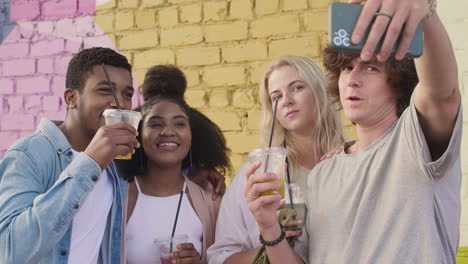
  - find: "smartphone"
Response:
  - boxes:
[329,2,423,58]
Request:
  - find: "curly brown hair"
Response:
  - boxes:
[322,47,418,117]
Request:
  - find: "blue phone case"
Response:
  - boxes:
[329,2,423,58]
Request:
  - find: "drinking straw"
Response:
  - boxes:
[264,96,295,209]
[285,155,295,209]
[169,190,184,252]
[101,63,122,109]
[263,97,281,173]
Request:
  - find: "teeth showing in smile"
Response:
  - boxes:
[159,143,178,147]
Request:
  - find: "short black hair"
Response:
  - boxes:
[65,47,132,91]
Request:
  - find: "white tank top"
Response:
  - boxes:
[126,177,203,264]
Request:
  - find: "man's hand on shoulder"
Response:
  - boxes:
[188,167,226,201]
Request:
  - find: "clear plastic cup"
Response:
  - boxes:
[155,234,189,264]
[102,109,141,160]
[247,147,287,198]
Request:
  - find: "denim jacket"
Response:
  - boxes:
[0,119,127,264]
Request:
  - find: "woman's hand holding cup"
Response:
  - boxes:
[244,161,284,234]
[169,243,201,264]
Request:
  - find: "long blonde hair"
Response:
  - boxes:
[259,55,343,169]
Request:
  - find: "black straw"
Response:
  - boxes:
[101,63,121,109]
[169,190,184,252]
[263,97,281,173]
[285,155,294,209]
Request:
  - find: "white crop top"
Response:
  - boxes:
[126,176,203,264]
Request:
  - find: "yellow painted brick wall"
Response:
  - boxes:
[94,0,355,185]
[94,0,468,258]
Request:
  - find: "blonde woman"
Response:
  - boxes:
[207,55,343,263]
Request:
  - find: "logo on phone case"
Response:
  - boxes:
[333,29,350,47]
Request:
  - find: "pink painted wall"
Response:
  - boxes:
[0,0,142,156]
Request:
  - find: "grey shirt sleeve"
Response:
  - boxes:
[404,95,463,180]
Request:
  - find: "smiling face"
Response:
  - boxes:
[70,64,134,139]
[338,57,398,127]
[267,65,316,136]
[141,100,191,169]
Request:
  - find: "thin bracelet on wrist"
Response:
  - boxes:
[259,224,286,247]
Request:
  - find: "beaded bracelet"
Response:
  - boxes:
[259,224,286,247]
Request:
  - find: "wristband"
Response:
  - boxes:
[259,224,286,247]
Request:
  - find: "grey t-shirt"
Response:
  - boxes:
[297,98,462,264]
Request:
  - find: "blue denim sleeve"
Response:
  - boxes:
[0,150,101,263]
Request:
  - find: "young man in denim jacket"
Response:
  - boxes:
[0,47,140,263]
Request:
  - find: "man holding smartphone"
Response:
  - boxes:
[245,0,462,263]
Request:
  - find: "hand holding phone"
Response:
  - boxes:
[329,2,424,60]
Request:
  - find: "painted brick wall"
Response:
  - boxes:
[0,0,142,157]
[93,0,358,183]
[0,0,467,257]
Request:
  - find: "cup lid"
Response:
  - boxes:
[102,109,142,119]
[247,147,287,160]
[154,234,189,244]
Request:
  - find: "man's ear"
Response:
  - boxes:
[63,88,78,109]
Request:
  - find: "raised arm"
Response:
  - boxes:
[350,0,460,159]
[0,122,138,262]
[244,162,305,264]
[413,12,460,159]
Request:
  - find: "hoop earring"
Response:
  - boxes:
[188,148,195,173]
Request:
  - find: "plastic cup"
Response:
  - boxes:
[102,109,141,160]
[285,183,307,224]
[247,147,287,198]
[155,234,188,264]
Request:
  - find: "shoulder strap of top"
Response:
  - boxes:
[134,176,142,193]
[182,180,187,193]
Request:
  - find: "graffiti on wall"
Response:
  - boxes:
[0,0,141,155]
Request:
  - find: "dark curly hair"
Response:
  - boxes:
[116,65,231,181]
[141,65,187,101]
[66,47,132,91]
[322,47,418,117]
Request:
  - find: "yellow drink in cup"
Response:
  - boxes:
[260,179,285,198]
[102,109,142,160]
[248,147,287,198]
[116,152,132,160]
